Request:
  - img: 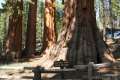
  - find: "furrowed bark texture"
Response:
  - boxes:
[67,0,113,65]
[4,0,23,61]
[41,0,114,68]
[25,0,37,57]
[42,0,57,52]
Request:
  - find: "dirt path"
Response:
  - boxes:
[0,54,64,80]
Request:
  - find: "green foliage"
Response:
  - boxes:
[1,0,15,16]
[111,0,120,17]
[96,0,120,29]
[55,0,64,34]
[23,0,29,32]
[36,0,45,51]
[36,0,44,40]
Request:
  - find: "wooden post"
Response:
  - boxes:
[60,64,65,79]
[59,59,65,79]
[33,66,44,80]
[88,62,94,80]
[54,59,70,79]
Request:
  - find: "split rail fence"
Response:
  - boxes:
[32,60,120,80]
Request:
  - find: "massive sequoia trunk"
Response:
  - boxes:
[4,0,23,61]
[42,0,57,52]
[67,0,115,65]
[40,0,115,69]
[67,0,100,65]
[25,0,37,57]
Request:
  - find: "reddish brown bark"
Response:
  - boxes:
[14,0,23,59]
[36,0,115,72]
[67,0,115,65]
[25,0,37,57]
[4,0,23,61]
[42,0,57,51]
[41,0,115,66]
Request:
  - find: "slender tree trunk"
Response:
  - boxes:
[102,0,113,40]
[99,0,106,40]
[3,13,9,53]
[118,17,120,26]
[4,0,23,61]
[22,1,29,50]
[25,0,37,57]
[96,0,104,38]
[42,0,57,52]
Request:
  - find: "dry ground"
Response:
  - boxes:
[0,39,120,80]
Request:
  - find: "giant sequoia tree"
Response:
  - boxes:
[42,0,115,67]
[67,0,105,64]
[25,0,37,57]
[67,0,116,65]
[42,0,57,52]
[4,0,23,61]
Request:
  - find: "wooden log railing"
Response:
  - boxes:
[32,60,120,80]
[32,66,76,80]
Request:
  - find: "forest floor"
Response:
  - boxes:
[0,54,62,80]
[0,39,120,80]
[0,57,39,80]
